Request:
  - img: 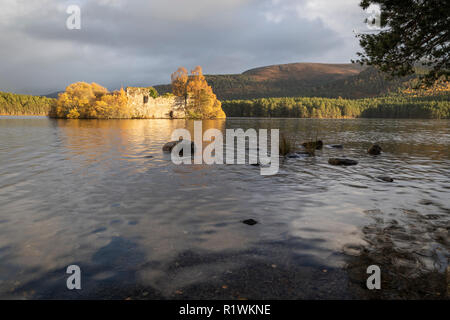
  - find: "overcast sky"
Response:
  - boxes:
[0,0,371,95]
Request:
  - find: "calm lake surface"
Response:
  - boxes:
[0,117,449,299]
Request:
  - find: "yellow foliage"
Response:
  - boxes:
[402,80,450,97]
[171,67,189,98]
[67,108,80,119]
[174,66,226,119]
[50,82,130,119]
[94,88,131,119]
[51,70,226,120]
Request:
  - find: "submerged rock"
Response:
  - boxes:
[419,199,434,205]
[302,140,323,150]
[377,176,394,182]
[327,144,343,149]
[162,139,195,155]
[162,140,180,152]
[368,144,382,155]
[328,158,358,166]
[286,151,311,158]
[242,219,258,226]
[286,153,301,158]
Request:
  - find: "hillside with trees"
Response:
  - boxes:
[1,62,446,119]
[222,91,450,119]
[0,92,54,116]
[155,63,415,100]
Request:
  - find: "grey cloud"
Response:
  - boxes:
[0,0,364,95]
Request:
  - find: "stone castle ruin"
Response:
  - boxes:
[126,87,185,119]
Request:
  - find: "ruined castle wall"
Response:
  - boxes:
[126,88,185,119]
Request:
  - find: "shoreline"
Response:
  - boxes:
[1,115,449,120]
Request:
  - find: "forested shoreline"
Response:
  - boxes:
[1,91,449,119]
[0,92,55,116]
[222,94,450,119]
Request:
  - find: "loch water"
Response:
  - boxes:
[0,117,448,299]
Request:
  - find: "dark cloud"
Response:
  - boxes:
[0,0,367,95]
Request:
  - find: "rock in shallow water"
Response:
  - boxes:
[328,158,358,166]
[327,144,343,149]
[242,219,258,226]
[302,140,323,150]
[162,139,195,155]
[286,152,311,158]
[377,176,394,182]
[368,144,382,155]
[162,141,178,152]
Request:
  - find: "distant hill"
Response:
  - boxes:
[309,67,412,99]
[42,63,410,101]
[154,62,413,100]
[43,91,62,99]
[242,63,363,81]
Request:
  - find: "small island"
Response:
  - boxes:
[49,66,226,120]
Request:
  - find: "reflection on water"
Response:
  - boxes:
[0,117,448,299]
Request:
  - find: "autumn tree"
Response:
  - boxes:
[186,66,212,116]
[51,82,100,118]
[171,66,226,119]
[50,82,131,119]
[171,67,189,107]
[93,87,131,119]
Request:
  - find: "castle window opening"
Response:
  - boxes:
[143,95,149,104]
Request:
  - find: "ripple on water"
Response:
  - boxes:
[0,118,448,299]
